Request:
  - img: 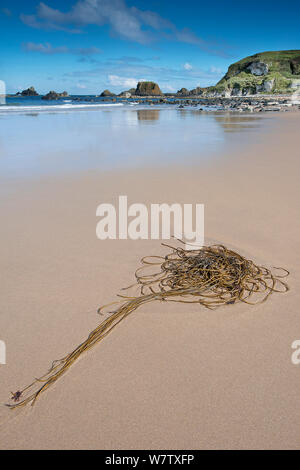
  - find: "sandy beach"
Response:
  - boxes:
[0,111,299,450]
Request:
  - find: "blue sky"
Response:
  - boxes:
[1,0,299,94]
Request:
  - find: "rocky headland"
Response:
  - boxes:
[204,50,300,97]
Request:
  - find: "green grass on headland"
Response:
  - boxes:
[209,50,300,95]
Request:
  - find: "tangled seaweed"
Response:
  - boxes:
[7,243,289,409]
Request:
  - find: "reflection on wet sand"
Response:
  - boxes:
[137,109,160,121]
[0,105,277,177]
[177,108,263,132]
[176,108,192,119]
[212,113,263,132]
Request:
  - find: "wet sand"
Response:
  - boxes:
[0,113,299,449]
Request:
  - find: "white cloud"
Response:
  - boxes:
[76,83,87,89]
[19,0,228,55]
[163,84,176,92]
[78,47,101,55]
[210,66,223,74]
[183,62,193,71]
[64,61,224,92]
[24,42,69,54]
[108,75,145,88]
[20,0,162,43]
[2,7,11,16]
[23,42,101,55]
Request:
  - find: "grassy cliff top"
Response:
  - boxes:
[221,50,300,81]
[211,50,300,95]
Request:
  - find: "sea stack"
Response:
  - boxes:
[135,81,163,96]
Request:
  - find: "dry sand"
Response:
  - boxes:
[0,113,299,449]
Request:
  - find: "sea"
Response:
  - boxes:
[0,95,276,178]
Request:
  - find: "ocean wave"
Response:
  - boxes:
[0,102,124,113]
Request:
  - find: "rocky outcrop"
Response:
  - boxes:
[213,50,300,96]
[173,87,204,97]
[189,87,204,96]
[290,56,300,75]
[231,86,242,96]
[135,81,162,96]
[119,88,135,98]
[247,61,268,76]
[17,86,39,96]
[119,91,131,98]
[176,88,190,96]
[290,79,300,93]
[42,91,69,100]
[101,92,299,113]
[100,89,116,97]
[262,79,275,92]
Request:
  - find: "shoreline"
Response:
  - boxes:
[3,93,300,114]
[1,106,288,180]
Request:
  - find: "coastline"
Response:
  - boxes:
[3,92,300,114]
[0,111,299,449]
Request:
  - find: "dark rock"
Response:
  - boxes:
[135,81,162,96]
[100,89,116,97]
[290,56,300,75]
[189,87,204,96]
[247,61,269,76]
[264,107,281,111]
[18,86,38,96]
[119,87,137,98]
[176,88,190,96]
[42,90,69,100]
